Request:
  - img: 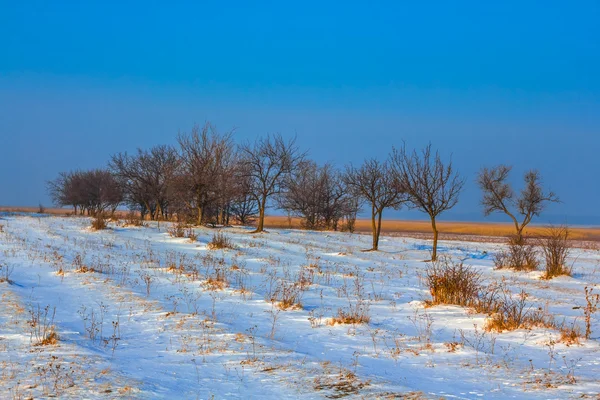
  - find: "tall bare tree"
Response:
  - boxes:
[478,165,559,241]
[240,134,305,233]
[177,123,235,225]
[344,159,405,251]
[391,143,464,261]
[110,145,179,220]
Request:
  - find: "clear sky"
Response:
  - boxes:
[1,1,599,224]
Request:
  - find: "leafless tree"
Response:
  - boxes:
[177,123,235,226]
[229,163,259,225]
[391,143,464,261]
[240,134,305,233]
[478,165,559,241]
[47,171,82,214]
[110,145,179,220]
[280,161,357,230]
[47,169,123,216]
[344,159,405,251]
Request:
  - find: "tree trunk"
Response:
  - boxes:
[255,196,267,232]
[516,226,524,243]
[376,209,383,250]
[197,205,203,226]
[431,216,438,261]
[370,204,378,250]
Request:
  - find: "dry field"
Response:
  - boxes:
[4,206,599,243]
[264,216,600,243]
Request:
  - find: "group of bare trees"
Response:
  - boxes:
[48,122,560,262]
[48,124,304,231]
[48,169,123,216]
[344,143,465,259]
[279,161,358,231]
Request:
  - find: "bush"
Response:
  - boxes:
[168,222,187,238]
[494,235,538,271]
[540,226,572,279]
[185,228,197,242]
[91,213,108,230]
[426,257,482,307]
[207,232,234,250]
[124,211,145,227]
[485,290,548,332]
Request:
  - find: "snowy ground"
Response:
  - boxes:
[0,213,599,399]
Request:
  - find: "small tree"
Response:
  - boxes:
[391,143,464,261]
[240,134,305,233]
[344,159,404,251]
[280,161,356,230]
[477,165,559,241]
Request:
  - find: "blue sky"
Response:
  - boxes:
[1,1,599,223]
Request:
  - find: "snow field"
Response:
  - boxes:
[0,213,599,399]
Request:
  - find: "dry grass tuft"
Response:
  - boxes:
[75,266,98,273]
[207,232,234,250]
[204,267,229,290]
[91,213,108,230]
[328,302,370,325]
[425,257,482,307]
[36,330,59,346]
[484,290,549,332]
[557,320,582,345]
[270,280,303,310]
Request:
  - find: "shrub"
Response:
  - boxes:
[540,226,572,279]
[207,232,234,250]
[185,227,197,242]
[124,211,145,227]
[485,290,548,332]
[426,257,482,307]
[494,235,538,271]
[168,222,187,238]
[91,213,108,230]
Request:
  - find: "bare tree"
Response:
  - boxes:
[280,161,357,230]
[240,134,305,233]
[47,171,81,214]
[110,145,179,221]
[177,123,235,226]
[47,169,123,216]
[478,165,559,241]
[391,143,464,261]
[344,159,405,251]
[229,162,259,225]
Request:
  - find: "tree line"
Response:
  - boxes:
[48,122,559,261]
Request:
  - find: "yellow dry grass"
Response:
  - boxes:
[262,216,600,242]
[3,206,598,242]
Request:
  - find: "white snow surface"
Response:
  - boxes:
[0,213,599,399]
